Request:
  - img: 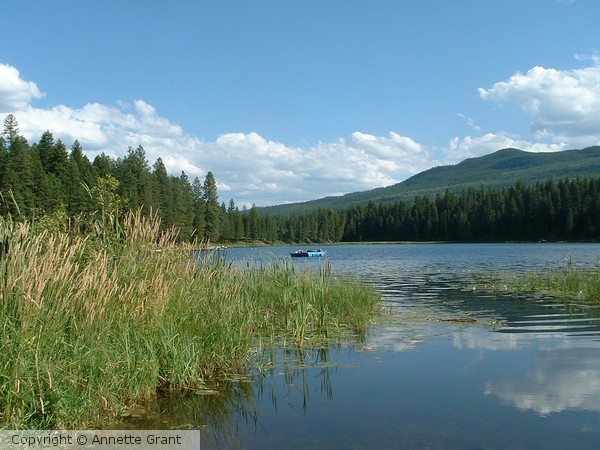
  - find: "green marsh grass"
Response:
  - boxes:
[466,257,600,305]
[516,258,600,304]
[0,211,379,429]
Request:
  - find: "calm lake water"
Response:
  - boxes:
[137,243,600,449]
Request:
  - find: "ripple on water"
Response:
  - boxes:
[369,267,600,338]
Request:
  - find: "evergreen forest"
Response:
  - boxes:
[1,114,599,244]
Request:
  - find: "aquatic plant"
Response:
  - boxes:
[0,211,379,429]
[472,257,600,305]
[531,257,600,303]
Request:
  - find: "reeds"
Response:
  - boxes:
[521,257,600,303]
[239,260,377,347]
[476,257,600,304]
[0,210,379,429]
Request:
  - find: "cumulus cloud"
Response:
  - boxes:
[0,64,44,112]
[5,97,432,206]
[443,133,565,164]
[0,60,441,206]
[198,131,434,206]
[479,59,600,147]
[2,59,596,207]
[451,324,600,416]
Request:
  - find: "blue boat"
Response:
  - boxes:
[290,249,327,257]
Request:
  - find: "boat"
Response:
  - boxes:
[290,249,327,257]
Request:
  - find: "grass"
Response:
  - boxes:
[0,210,380,429]
[515,258,600,304]
[465,257,600,305]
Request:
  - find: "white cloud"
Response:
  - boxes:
[199,131,435,206]
[0,64,44,112]
[479,59,600,147]
[350,131,425,160]
[5,90,433,206]
[451,325,522,351]
[2,59,597,207]
[443,133,565,164]
[450,325,600,416]
[485,346,600,416]
[456,113,481,132]
[0,62,445,207]
[17,104,111,148]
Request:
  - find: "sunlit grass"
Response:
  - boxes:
[465,257,600,305]
[515,258,600,304]
[0,210,380,429]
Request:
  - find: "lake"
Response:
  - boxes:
[135,243,600,449]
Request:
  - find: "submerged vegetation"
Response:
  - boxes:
[467,257,600,306]
[515,259,600,304]
[0,210,380,429]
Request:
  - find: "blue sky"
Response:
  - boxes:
[2,0,600,206]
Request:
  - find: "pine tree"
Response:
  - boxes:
[202,171,220,241]
[118,145,152,212]
[93,153,115,178]
[191,176,205,241]
[172,171,194,241]
[29,146,50,213]
[151,158,173,230]
[70,140,95,188]
[0,136,8,188]
[3,136,35,217]
[228,199,243,242]
[64,158,87,216]
[35,130,55,173]
[2,114,20,143]
[248,204,259,241]
[220,202,231,241]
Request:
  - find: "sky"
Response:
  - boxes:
[1,0,600,207]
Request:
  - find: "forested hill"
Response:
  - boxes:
[260,146,600,215]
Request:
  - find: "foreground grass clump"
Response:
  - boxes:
[0,211,379,429]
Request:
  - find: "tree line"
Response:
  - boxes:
[0,114,256,242]
[253,178,599,243]
[2,114,599,244]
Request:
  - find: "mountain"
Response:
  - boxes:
[260,146,600,215]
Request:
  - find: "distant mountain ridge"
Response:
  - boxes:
[260,146,600,215]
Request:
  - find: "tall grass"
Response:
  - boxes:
[239,260,377,347]
[0,210,379,429]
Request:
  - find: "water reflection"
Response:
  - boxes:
[127,244,600,448]
[255,347,336,415]
[117,346,342,447]
[116,379,256,435]
[378,288,600,419]
[485,344,600,416]
[365,271,600,420]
